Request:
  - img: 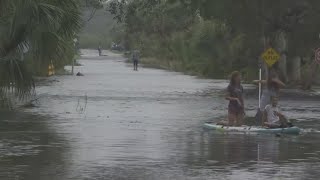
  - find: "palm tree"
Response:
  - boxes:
[0,0,82,107]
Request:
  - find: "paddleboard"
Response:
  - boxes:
[203,122,300,135]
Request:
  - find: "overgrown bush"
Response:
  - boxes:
[124,19,251,78]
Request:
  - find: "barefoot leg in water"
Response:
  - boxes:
[236,113,244,126]
[228,112,237,126]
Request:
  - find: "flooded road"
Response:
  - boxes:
[1,49,320,180]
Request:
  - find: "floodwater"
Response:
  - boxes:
[0,49,319,180]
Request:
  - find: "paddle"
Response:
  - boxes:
[255,66,263,126]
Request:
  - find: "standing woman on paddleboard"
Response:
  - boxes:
[253,69,285,111]
[225,71,245,126]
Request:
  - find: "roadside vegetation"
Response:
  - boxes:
[108,0,320,88]
[0,0,104,108]
[2,0,320,108]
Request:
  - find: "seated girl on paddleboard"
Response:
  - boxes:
[218,71,245,126]
[262,96,291,128]
[253,69,285,111]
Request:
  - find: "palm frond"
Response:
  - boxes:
[0,0,82,108]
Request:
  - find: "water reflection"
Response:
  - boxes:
[195,130,320,179]
[0,111,69,180]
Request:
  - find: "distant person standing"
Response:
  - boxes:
[132,50,139,71]
[217,71,245,126]
[98,46,102,56]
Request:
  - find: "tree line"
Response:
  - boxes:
[108,0,320,88]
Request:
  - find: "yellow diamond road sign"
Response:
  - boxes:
[261,48,280,67]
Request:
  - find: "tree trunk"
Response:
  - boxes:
[262,36,270,79]
[275,31,288,82]
[291,56,301,82]
[279,53,288,82]
[303,61,318,90]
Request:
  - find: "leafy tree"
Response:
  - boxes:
[188,0,320,81]
[0,0,82,106]
[81,0,106,22]
[109,0,320,86]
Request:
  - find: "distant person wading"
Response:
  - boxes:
[132,50,139,71]
[98,46,102,56]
